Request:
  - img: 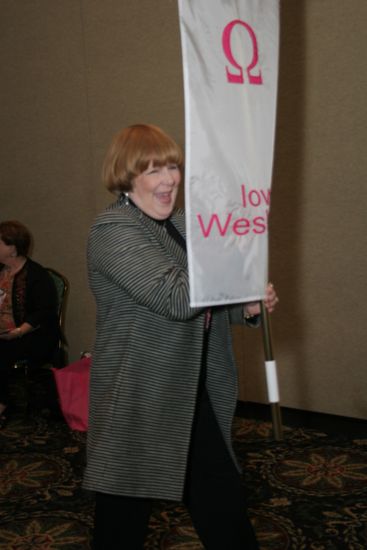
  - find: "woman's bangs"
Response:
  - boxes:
[136,143,182,173]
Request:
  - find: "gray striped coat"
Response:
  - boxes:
[83,197,249,501]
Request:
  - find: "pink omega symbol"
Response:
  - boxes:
[222,19,263,85]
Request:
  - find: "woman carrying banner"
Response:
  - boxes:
[84,124,278,549]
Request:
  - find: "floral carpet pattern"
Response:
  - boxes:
[1,384,367,549]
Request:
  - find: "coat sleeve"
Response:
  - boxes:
[88,216,203,322]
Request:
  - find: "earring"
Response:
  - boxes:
[123,193,129,205]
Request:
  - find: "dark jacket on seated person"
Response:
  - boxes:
[0,258,60,405]
[10,258,59,335]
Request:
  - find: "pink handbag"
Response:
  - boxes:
[52,356,91,431]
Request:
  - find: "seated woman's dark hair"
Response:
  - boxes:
[0,220,32,257]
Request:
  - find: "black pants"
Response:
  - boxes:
[93,387,259,549]
[0,330,58,405]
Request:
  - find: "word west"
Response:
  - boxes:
[197,185,270,238]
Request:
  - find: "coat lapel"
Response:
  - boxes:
[119,202,187,268]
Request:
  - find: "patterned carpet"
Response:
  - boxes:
[1,375,367,549]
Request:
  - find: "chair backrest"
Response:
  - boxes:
[46,268,69,333]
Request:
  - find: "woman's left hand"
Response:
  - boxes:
[244,282,279,317]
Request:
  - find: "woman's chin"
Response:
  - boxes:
[151,201,175,219]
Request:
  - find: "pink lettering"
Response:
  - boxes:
[249,189,261,207]
[241,184,247,207]
[232,217,250,236]
[222,19,263,85]
[253,216,267,234]
[197,212,268,238]
[241,185,271,208]
[260,189,271,205]
[197,213,232,238]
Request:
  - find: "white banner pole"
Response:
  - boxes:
[178,1,282,436]
[260,301,283,440]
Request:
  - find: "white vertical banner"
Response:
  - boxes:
[178,0,279,307]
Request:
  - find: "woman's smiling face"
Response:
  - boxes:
[130,161,181,220]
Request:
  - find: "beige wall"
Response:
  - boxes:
[1,1,366,418]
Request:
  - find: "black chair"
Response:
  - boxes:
[45,267,69,368]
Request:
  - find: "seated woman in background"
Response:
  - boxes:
[0,220,60,428]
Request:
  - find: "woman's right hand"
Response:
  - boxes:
[244,282,279,317]
[0,325,29,340]
[0,328,19,340]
